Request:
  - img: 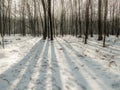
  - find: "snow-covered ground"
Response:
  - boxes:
[0,35,120,90]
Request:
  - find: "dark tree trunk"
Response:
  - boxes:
[98,0,103,41]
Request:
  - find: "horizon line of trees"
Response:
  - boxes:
[0,0,120,48]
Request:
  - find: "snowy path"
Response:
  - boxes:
[0,37,120,90]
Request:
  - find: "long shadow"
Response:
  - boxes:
[12,39,46,90]
[51,42,63,90]
[0,38,44,90]
[68,37,119,55]
[64,40,97,57]
[65,37,119,60]
[65,38,119,75]
[60,39,120,89]
[57,40,92,90]
[87,40,120,55]
[35,40,49,90]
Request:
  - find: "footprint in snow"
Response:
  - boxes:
[79,84,87,90]
[65,85,70,90]
[0,78,10,87]
[81,64,84,67]
[112,82,120,89]
[59,48,63,50]
[74,67,79,70]
[92,77,97,80]
[77,54,84,57]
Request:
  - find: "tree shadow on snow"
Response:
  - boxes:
[57,40,92,90]
[51,42,63,90]
[0,38,46,90]
[87,41,119,55]
[35,40,49,90]
[58,39,120,90]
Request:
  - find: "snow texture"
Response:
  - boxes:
[0,35,120,90]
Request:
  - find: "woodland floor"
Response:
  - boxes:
[0,35,120,90]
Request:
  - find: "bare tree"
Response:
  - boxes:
[103,0,108,47]
[85,0,90,44]
[48,0,53,40]
[98,0,103,40]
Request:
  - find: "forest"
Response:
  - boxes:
[0,0,120,90]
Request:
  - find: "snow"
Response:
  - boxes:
[0,35,120,90]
